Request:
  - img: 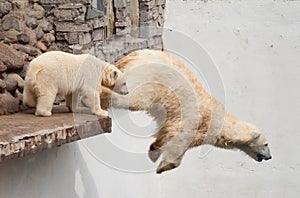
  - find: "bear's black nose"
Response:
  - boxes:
[257,153,272,161]
[265,156,272,160]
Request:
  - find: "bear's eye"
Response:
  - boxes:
[123,82,126,85]
[264,144,268,147]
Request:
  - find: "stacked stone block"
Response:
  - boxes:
[40,0,107,54]
[0,0,57,115]
[139,0,165,48]
[113,0,131,35]
[0,0,166,115]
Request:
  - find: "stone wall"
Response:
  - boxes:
[0,0,58,115]
[0,0,166,115]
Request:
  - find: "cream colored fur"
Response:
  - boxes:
[23,51,123,117]
[101,49,272,174]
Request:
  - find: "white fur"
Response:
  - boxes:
[23,51,121,116]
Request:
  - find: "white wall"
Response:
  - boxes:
[1,0,299,197]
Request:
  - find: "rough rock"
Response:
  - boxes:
[36,41,47,51]
[2,16,23,31]
[26,17,39,29]
[0,43,24,70]
[23,27,37,45]
[140,1,156,11]
[47,44,59,51]
[5,76,18,93]
[156,0,166,6]
[5,11,26,21]
[115,7,127,19]
[0,79,6,92]
[27,4,45,19]
[2,30,20,43]
[6,73,24,90]
[18,51,30,62]
[17,33,30,44]
[42,33,55,46]
[79,33,91,45]
[92,28,104,41]
[13,44,41,56]
[66,32,80,44]
[0,33,4,41]
[114,0,127,8]
[17,63,29,79]
[55,22,91,32]
[35,26,44,40]
[40,0,91,4]
[0,91,20,115]
[29,0,40,3]
[140,10,153,22]
[0,61,7,72]
[87,17,108,29]
[54,8,84,22]
[12,0,29,9]
[0,2,12,17]
[39,19,53,32]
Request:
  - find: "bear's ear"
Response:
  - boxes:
[113,71,118,79]
[251,131,260,140]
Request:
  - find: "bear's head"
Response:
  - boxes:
[239,131,272,162]
[233,122,272,162]
[221,118,272,162]
[102,64,128,95]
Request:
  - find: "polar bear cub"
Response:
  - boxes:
[23,51,128,117]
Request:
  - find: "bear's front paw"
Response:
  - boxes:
[35,110,52,117]
[94,109,108,117]
[148,144,162,163]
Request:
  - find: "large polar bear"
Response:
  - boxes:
[23,51,128,117]
[101,49,272,174]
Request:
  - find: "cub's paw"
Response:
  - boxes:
[95,109,108,117]
[35,110,52,117]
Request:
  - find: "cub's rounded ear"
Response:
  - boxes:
[113,71,118,78]
[251,131,260,139]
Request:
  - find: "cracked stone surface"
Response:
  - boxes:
[0,105,111,162]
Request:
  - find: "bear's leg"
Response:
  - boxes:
[156,157,183,174]
[68,91,92,114]
[153,130,189,174]
[35,95,55,116]
[35,87,57,116]
[23,86,37,107]
[156,144,185,174]
[82,89,108,117]
[65,94,72,112]
[148,131,176,163]
[148,142,162,163]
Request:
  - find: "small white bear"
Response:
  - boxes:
[23,51,128,117]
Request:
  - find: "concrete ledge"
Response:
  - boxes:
[0,106,111,162]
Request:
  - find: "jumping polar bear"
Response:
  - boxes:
[23,51,128,117]
[101,49,272,174]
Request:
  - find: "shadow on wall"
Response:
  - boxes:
[0,143,98,198]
